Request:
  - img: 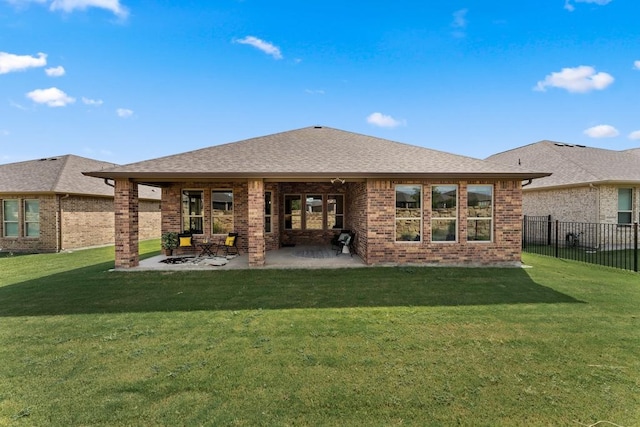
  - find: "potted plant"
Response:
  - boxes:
[161,232,179,256]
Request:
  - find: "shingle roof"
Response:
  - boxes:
[486,140,640,190]
[85,126,548,182]
[0,155,160,199]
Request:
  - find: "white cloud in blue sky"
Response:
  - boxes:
[583,124,619,138]
[634,60,640,70]
[234,36,283,60]
[26,87,75,107]
[451,9,468,38]
[45,65,65,77]
[564,0,613,12]
[116,108,133,118]
[5,0,128,18]
[535,65,614,93]
[0,51,47,74]
[629,131,640,140]
[366,112,406,129]
[82,97,103,106]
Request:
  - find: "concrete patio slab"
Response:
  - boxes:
[130,245,367,271]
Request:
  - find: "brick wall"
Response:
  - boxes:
[279,182,348,246]
[523,186,599,223]
[161,181,250,254]
[363,179,523,266]
[0,193,159,254]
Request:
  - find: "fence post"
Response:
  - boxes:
[555,220,559,258]
[547,215,552,246]
[523,215,527,250]
[634,222,638,272]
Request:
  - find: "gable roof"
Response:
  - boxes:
[487,140,640,190]
[85,126,548,183]
[0,155,160,199]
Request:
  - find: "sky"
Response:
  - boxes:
[1,0,639,165]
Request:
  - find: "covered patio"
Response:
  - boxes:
[132,245,366,271]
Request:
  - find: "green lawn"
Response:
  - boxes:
[1,242,638,426]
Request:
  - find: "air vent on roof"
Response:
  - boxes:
[554,143,574,147]
[39,157,60,161]
[314,126,323,129]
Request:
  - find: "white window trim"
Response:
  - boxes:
[2,199,19,238]
[431,184,458,243]
[395,184,423,243]
[24,199,40,238]
[467,184,493,243]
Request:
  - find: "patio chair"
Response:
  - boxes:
[215,232,240,257]
[177,232,195,254]
[336,231,355,256]
[331,230,351,250]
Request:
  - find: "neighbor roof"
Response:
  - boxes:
[487,140,640,190]
[0,154,160,199]
[85,126,548,183]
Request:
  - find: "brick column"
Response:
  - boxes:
[247,179,265,267]
[114,179,139,268]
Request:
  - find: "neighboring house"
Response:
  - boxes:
[487,140,640,225]
[0,154,161,253]
[84,126,548,269]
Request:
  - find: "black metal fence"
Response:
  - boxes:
[522,215,639,272]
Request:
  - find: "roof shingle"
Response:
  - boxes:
[86,126,548,181]
[487,140,640,190]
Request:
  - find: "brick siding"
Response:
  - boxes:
[0,193,160,254]
[362,179,523,266]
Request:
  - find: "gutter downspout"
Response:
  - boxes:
[58,194,70,252]
[522,179,533,187]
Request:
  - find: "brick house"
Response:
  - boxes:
[487,141,640,225]
[85,126,548,269]
[0,155,161,253]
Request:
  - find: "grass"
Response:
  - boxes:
[0,242,639,426]
[525,243,639,272]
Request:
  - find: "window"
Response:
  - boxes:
[328,194,344,229]
[2,200,19,237]
[284,195,302,230]
[618,188,633,225]
[396,185,421,241]
[212,190,233,234]
[306,195,323,230]
[432,185,457,242]
[467,185,492,241]
[182,190,203,233]
[24,200,40,237]
[265,191,272,233]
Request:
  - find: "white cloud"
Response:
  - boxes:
[234,36,282,59]
[82,97,103,106]
[26,87,75,107]
[583,124,619,138]
[116,108,133,118]
[451,8,468,38]
[0,129,9,137]
[628,130,640,140]
[633,60,640,70]
[0,52,47,74]
[565,0,612,11]
[45,65,65,77]
[535,65,614,93]
[6,0,128,18]
[51,0,127,17]
[366,112,406,128]
[305,89,325,95]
